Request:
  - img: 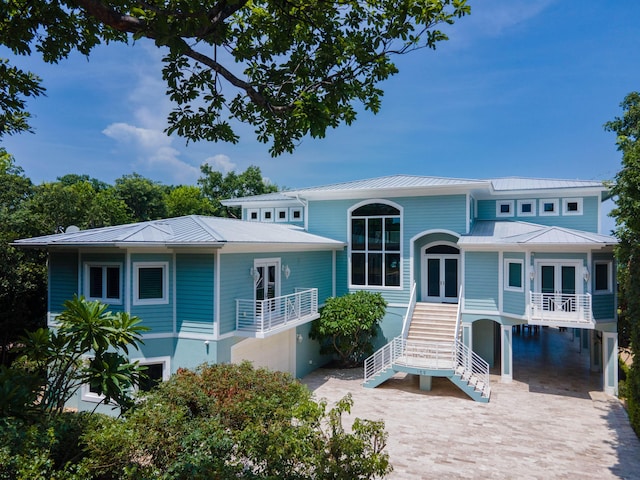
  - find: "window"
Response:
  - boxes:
[247,208,259,221]
[275,208,288,222]
[504,259,524,292]
[496,200,514,218]
[290,207,303,221]
[594,261,612,293]
[262,208,274,221]
[539,199,559,216]
[84,263,122,304]
[350,202,401,287]
[517,199,536,217]
[137,357,170,392]
[133,262,169,305]
[562,198,583,216]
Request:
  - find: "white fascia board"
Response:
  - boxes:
[460,243,613,252]
[287,184,489,201]
[474,186,606,200]
[219,243,346,254]
[222,199,300,208]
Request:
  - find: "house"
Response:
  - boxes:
[15,175,618,408]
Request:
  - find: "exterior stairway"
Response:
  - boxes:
[363,301,491,403]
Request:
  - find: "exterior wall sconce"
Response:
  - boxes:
[250,267,260,282]
[282,264,291,279]
[583,267,590,282]
[296,333,303,343]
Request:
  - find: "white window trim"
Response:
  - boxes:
[133,356,171,392]
[247,208,259,221]
[261,208,274,222]
[83,262,123,304]
[496,200,514,218]
[275,207,289,222]
[289,207,304,222]
[133,262,169,306]
[562,197,583,216]
[593,260,613,294]
[504,259,524,292]
[539,199,559,216]
[517,199,536,217]
[347,199,403,290]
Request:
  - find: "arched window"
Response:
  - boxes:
[350,203,401,287]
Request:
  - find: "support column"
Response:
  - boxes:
[590,330,602,373]
[603,332,618,396]
[462,323,472,351]
[501,325,513,383]
[419,375,433,391]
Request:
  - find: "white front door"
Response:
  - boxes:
[423,254,459,303]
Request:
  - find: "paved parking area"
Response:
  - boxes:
[301,328,640,479]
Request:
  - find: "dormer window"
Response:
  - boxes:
[496,200,514,218]
[562,198,583,216]
[539,199,559,216]
[517,200,536,217]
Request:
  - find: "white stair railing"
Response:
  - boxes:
[401,282,417,339]
[454,284,463,341]
[364,337,404,383]
[454,339,490,397]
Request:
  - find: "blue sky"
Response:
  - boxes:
[2,0,639,193]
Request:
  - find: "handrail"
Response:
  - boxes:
[401,282,417,339]
[454,284,463,341]
[529,292,594,325]
[236,288,318,334]
[364,337,404,383]
[455,338,490,398]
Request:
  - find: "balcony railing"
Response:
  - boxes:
[529,292,594,328]
[236,288,318,337]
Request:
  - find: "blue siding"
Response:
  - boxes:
[218,250,335,335]
[130,253,174,334]
[49,251,78,314]
[503,252,525,315]
[592,252,616,321]
[176,254,215,335]
[465,252,499,311]
[308,194,467,305]
[477,196,600,232]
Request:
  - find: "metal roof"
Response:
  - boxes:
[290,175,488,192]
[221,192,300,205]
[13,215,345,249]
[459,220,617,247]
[489,177,606,192]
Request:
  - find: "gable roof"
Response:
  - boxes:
[13,215,345,249]
[458,220,617,248]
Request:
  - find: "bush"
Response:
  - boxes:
[310,291,387,367]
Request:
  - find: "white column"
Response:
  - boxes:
[602,332,618,396]
[501,325,513,383]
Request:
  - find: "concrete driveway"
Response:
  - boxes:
[301,328,640,479]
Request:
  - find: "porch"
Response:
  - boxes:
[529,291,595,329]
[235,288,318,338]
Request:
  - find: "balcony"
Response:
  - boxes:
[236,288,319,338]
[529,292,595,329]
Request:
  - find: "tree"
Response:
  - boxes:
[0,58,45,137]
[165,184,215,217]
[1,0,470,155]
[7,295,149,418]
[113,172,168,221]
[198,164,278,216]
[80,362,392,479]
[310,291,387,367]
[605,91,640,436]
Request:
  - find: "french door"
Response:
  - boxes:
[423,255,459,303]
[536,261,581,314]
[254,260,280,314]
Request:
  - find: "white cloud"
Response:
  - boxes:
[470,0,556,37]
[102,122,200,184]
[202,154,237,173]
